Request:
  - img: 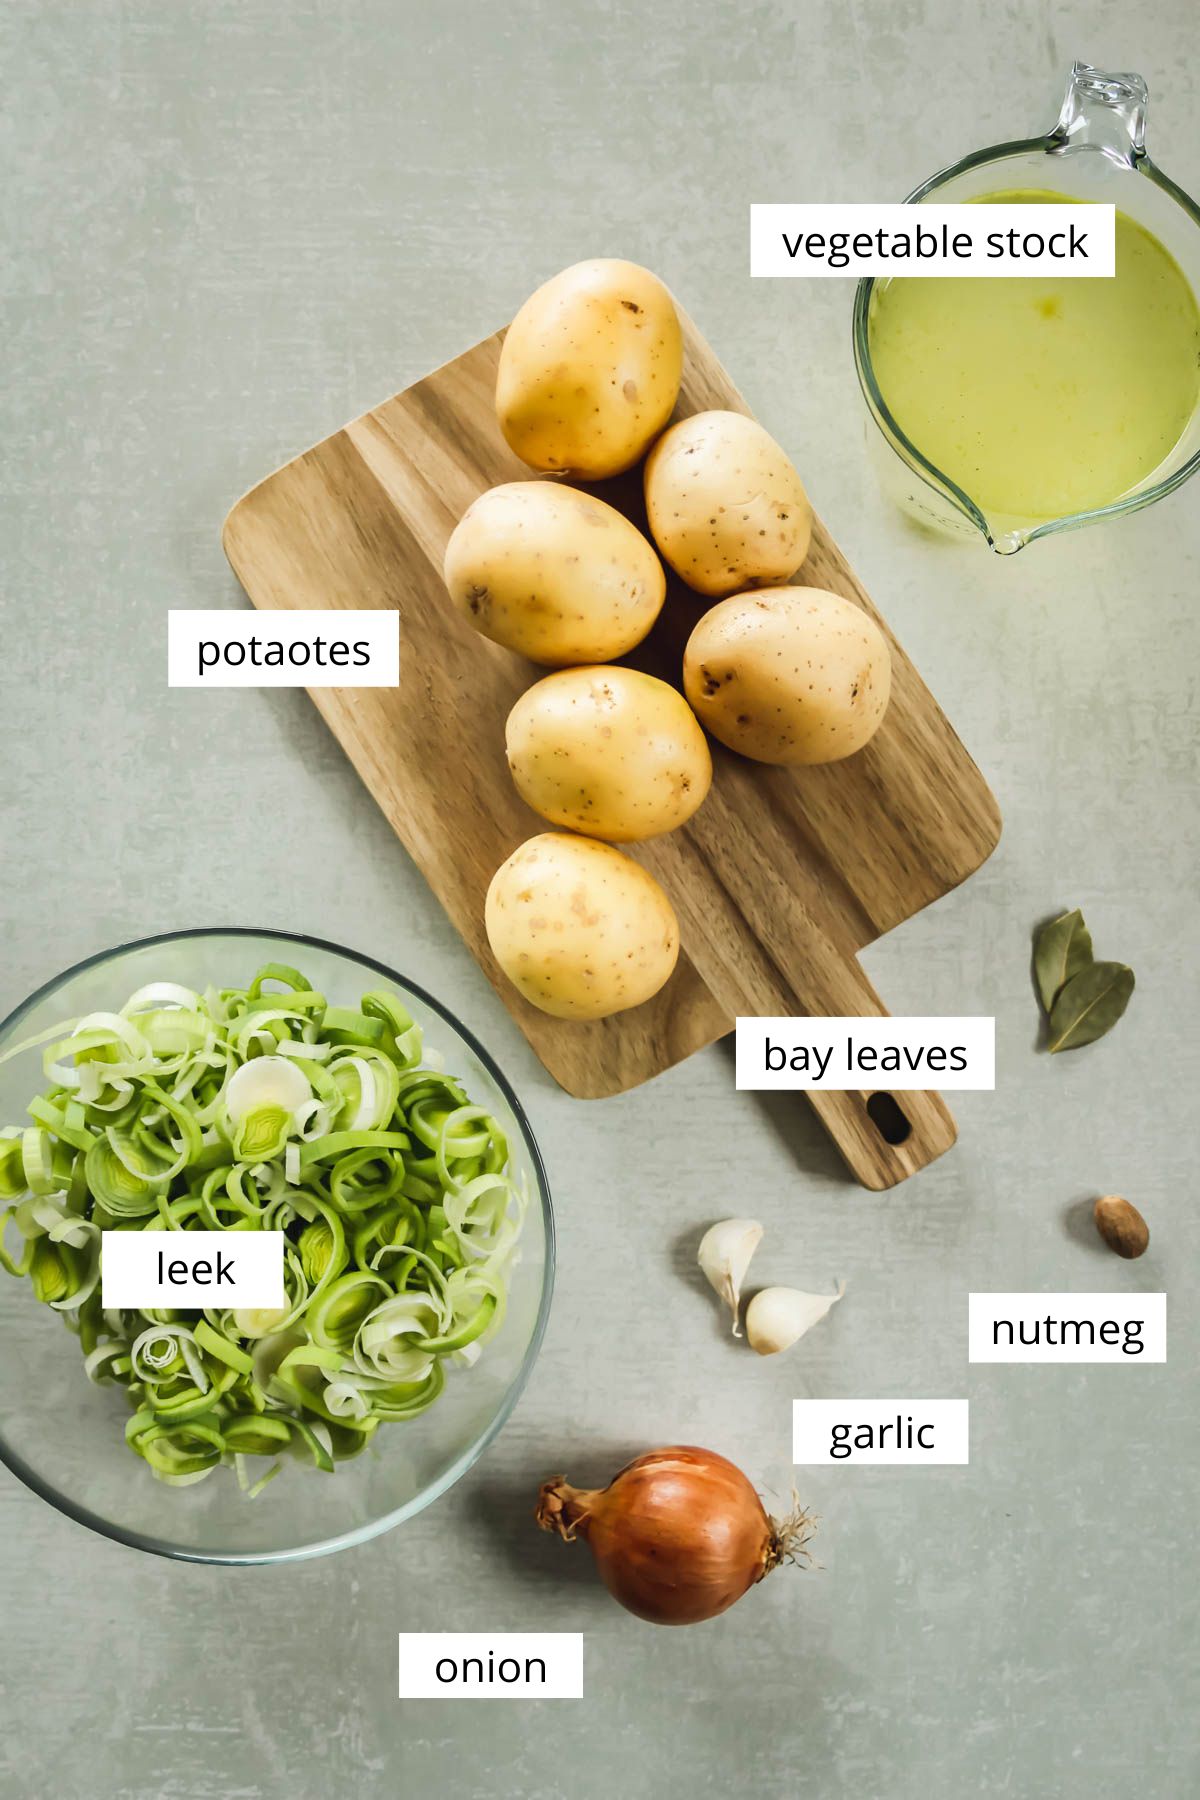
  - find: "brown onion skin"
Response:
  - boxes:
[536,1445,777,1626]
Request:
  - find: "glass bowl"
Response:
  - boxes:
[0,928,553,1564]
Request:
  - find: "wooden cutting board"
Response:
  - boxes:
[223,315,1000,1190]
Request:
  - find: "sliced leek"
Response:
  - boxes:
[0,964,525,1492]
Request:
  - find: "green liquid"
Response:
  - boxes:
[867,189,1200,523]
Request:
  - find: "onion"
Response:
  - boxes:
[535,1445,814,1626]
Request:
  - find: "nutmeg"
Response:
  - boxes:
[1093,1195,1149,1260]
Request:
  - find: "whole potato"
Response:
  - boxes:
[444,481,665,665]
[496,260,683,479]
[644,411,813,597]
[485,833,679,1020]
[683,587,891,766]
[506,666,712,842]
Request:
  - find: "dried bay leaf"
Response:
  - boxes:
[1034,908,1094,1013]
[1047,961,1134,1053]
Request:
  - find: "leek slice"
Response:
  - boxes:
[29,1237,85,1306]
[0,1134,27,1199]
[232,1104,292,1163]
[27,1097,96,1154]
[84,1134,160,1217]
[298,1217,347,1288]
[361,989,423,1066]
[307,1271,393,1354]
[321,1008,386,1047]
[194,1319,254,1375]
[246,964,313,997]
[21,1128,59,1196]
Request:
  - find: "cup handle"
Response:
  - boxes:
[1050,61,1147,167]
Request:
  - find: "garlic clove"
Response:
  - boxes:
[745,1282,846,1357]
[697,1218,763,1336]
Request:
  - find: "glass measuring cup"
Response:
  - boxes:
[853,63,1200,554]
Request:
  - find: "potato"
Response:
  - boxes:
[485,833,679,1020]
[506,666,712,843]
[444,481,665,665]
[496,260,683,479]
[644,411,813,597]
[683,586,891,765]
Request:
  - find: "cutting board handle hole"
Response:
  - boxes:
[866,1092,913,1146]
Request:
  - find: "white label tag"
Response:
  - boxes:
[101,1230,285,1308]
[167,609,399,687]
[735,1017,995,1090]
[793,1400,969,1465]
[751,203,1115,277]
[968,1293,1166,1363]
[397,1634,583,1700]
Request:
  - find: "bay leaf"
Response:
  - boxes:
[1047,961,1134,1053]
[1034,908,1094,1013]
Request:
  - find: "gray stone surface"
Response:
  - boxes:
[2,3,1196,1795]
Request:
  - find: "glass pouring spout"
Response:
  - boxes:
[1051,62,1147,167]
